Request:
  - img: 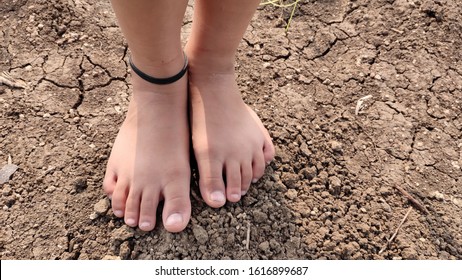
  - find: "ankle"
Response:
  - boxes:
[130,49,186,79]
[185,46,235,74]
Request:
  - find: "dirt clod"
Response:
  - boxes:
[192,224,209,245]
[73,177,87,193]
[94,198,110,215]
[111,225,135,242]
[252,209,268,223]
[119,241,131,259]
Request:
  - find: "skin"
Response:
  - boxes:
[104,0,275,232]
[185,0,275,207]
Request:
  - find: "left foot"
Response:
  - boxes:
[103,54,191,232]
[186,48,275,207]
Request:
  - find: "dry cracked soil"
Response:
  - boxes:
[1,0,461,260]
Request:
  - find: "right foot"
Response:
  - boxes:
[103,55,191,232]
[186,48,275,207]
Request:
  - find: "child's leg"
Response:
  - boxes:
[185,0,275,207]
[104,0,191,232]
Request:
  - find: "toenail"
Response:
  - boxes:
[108,194,112,200]
[140,222,151,230]
[241,190,247,196]
[266,161,271,165]
[252,178,258,183]
[114,210,124,217]
[165,213,183,226]
[125,218,136,226]
[210,191,226,203]
[231,194,240,201]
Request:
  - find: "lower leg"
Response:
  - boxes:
[186,0,261,71]
[111,0,187,77]
[185,0,275,207]
[104,0,191,232]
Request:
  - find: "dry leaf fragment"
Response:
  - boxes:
[0,71,27,89]
[355,95,373,115]
[0,164,19,184]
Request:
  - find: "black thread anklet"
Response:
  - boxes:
[129,52,188,85]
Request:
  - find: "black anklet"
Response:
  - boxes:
[128,52,188,85]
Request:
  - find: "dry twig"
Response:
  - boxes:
[246,222,251,250]
[379,206,412,254]
[190,188,202,203]
[395,185,429,215]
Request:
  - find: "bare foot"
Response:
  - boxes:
[103,63,191,232]
[186,50,275,207]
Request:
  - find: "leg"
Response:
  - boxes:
[185,0,275,207]
[104,0,191,232]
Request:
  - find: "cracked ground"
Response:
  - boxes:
[0,0,461,260]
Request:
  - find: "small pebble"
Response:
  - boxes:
[45,186,56,193]
[450,197,461,207]
[2,186,12,196]
[259,241,270,251]
[431,191,445,201]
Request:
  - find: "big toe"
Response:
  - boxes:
[162,180,191,232]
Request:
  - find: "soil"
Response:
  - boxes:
[1,0,461,260]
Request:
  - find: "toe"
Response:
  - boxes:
[225,161,242,203]
[247,105,275,164]
[111,179,129,218]
[241,161,253,196]
[103,170,117,198]
[124,187,142,227]
[263,133,275,164]
[162,179,191,232]
[252,151,266,183]
[138,189,160,232]
[198,159,227,208]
